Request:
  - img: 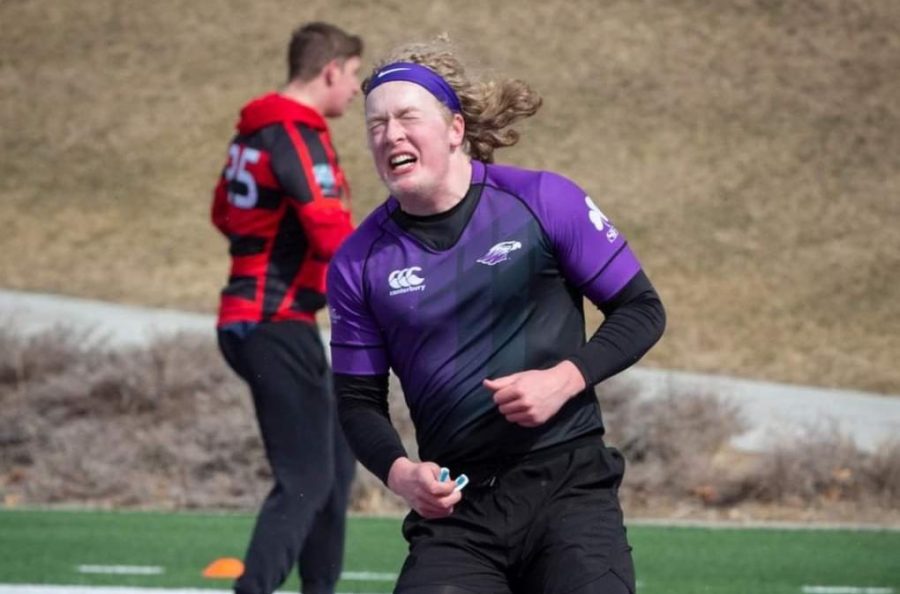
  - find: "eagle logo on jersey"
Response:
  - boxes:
[477,241,522,266]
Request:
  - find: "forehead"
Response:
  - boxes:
[365,81,445,118]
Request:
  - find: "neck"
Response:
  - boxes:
[280,79,327,117]
[396,155,473,216]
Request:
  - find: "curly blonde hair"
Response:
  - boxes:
[362,38,542,163]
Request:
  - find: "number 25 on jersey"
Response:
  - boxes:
[224,144,261,209]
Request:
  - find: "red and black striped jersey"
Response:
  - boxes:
[211,93,353,327]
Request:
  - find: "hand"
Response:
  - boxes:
[483,360,587,427]
[387,457,461,518]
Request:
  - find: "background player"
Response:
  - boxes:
[211,22,361,594]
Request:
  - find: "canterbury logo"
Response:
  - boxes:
[388,267,426,295]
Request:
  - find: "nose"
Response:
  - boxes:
[384,117,405,143]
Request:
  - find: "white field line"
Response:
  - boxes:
[0,584,384,594]
[76,567,164,576]
[73,566,393,581]
[2,584,895,594]
[629,518,900,532]
[0,588,224,594]
[801,586,894,594]
[340,572,397,581]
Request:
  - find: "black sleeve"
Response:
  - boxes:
[567,269,666,387]
[334,372,407,484]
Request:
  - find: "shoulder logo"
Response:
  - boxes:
[388,267,426,296]
[313,163,339,197]
[585,196,619,242]
[477,241,522,266]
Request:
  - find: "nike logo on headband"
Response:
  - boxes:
[377,67,411,78]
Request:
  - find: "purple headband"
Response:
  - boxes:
[366,62,462,113]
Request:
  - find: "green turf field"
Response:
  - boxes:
[0,509,897,594]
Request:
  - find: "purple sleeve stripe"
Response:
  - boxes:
[577,241,630,291]
[330,341,385,349]
[332,344,389,375]
[581,246,642,305]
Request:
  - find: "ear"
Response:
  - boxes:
[322,59,340,86]
[449,112,465,148]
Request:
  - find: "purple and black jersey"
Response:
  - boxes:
[328,160,643,465]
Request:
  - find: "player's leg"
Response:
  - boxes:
[393,492,513,594]
[298,405,356,594]
[516,442,635,594]
[231,322,335,594]
[564,567,635,594]
[217,326,249,379]
[524,547,634,594]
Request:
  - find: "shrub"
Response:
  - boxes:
[1,326,897,518]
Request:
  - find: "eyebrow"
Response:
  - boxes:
[366,106,422,122]
[395,107,420,118]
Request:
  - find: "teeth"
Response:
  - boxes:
[390,154,416,167]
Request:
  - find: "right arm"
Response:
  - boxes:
[333,372,404,483]
[334,372,460,517]
[327,250,458,517]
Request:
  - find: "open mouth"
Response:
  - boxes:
[389,153,417,172]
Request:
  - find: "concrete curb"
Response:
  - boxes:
[2,289,898,453]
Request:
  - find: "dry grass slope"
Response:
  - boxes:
[1,0,898,392]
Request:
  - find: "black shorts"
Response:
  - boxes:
[395,439,635,594]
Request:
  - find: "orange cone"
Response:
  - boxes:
[202,557,244,579]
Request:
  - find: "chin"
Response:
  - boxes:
[381,167,410,184]
[385,176,424,199]
[385,180,412,198]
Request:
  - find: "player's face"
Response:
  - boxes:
[324,56,361,117]
[365,81,464,200]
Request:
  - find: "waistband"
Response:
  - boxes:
[455,429,605,488]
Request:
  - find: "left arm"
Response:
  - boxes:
[485,173,665,426]
[270,123,354,260]
[569,269,666,386]
[486,270,665,426]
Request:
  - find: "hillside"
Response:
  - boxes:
[1,0,898,393]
